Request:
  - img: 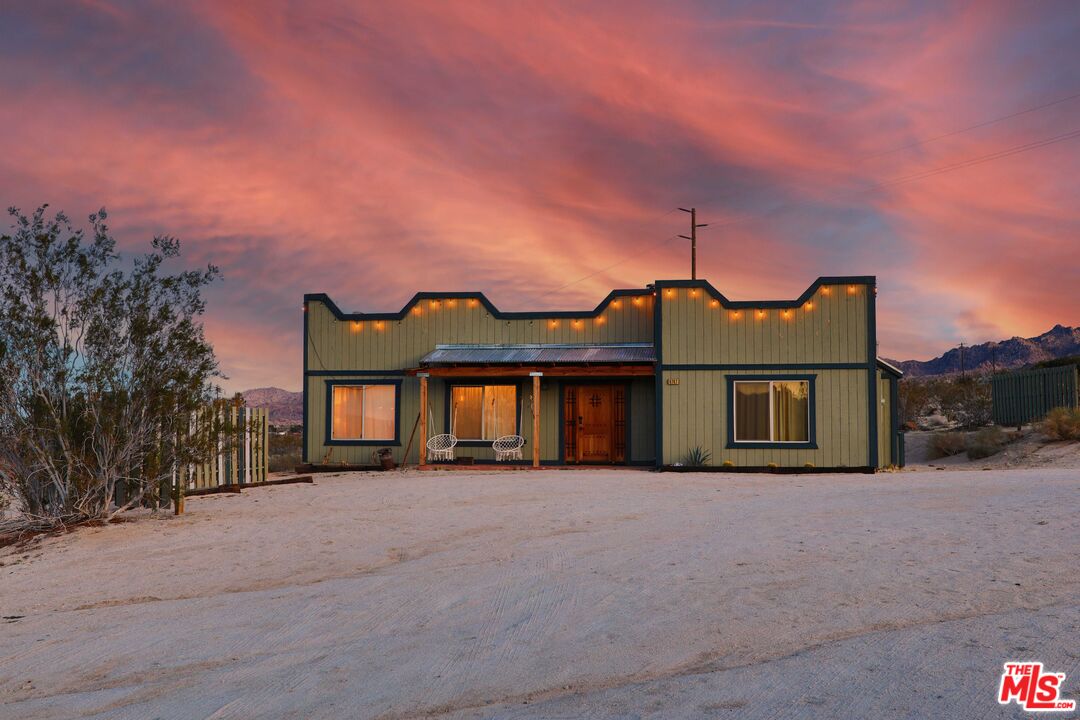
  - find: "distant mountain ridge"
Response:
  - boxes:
[885,325,1080,378]
[242,387,303,424]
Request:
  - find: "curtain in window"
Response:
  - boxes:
[363,385,396,440]
[735,382,770,441]
[332,386,363,439]
[451,386,484,439]
[452,385,517,439]
[773,381,809,441]
[485,385,517,439]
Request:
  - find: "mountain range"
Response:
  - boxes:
[239,326,1080,420]
[883,324,1080,377]
[241,387,304,425]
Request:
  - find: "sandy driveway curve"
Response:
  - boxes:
[1,468,1077,719]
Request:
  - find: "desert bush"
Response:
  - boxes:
[928,431,967,458]
[681,446,712,467]
[966,426,1012,459]
[1039,407,1080,441]
[900,376,991,429]
[0,206,221,530]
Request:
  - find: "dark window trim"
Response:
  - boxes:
[725,374,818,449]
[324,379,402,446]
[443,379,523,447]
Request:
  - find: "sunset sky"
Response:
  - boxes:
[2,1,1078,392]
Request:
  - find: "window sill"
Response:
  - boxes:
[725,441,818,450]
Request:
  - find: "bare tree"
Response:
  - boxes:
[0,206,222,530]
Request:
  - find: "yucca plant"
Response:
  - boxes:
[682,446,712,467]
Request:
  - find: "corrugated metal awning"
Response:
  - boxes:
[420,343,655,366]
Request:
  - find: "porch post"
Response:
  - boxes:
[530,372,542,468]
[418,373,429,468]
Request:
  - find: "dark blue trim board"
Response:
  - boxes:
[663,363,865,371]
[323,379,403,446]
[304,288,651,322]
[304,276,875,322]
[442,379,525,448]
[306,369,407,377]
[724,374,818,450]
[654,285,664,467]
[302,301,309,462]
[651,276,875,310]
[866,281,879,468]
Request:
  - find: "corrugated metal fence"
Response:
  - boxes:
[991,365,1079,426]
[179,405,269,490]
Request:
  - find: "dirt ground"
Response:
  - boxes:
[1,467,1077,719]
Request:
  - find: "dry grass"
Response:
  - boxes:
[1039,407,1080,441]
[927,432,967,459]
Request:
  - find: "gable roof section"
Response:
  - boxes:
[877,358,904,377]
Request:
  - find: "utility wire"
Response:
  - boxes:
[527,117,1080,302]
[703,125,1080,232]
[864,90,1080,159]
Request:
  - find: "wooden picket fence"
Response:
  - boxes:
[177,405,269,490]
[991,364,1079,427]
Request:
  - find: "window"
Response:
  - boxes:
[734,380,810,443]
[331,384,396,440]
[451,385,517,440]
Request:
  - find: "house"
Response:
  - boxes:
[302,277,903,471]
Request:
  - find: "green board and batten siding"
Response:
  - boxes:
[304,293,655,465]
[305,276,896,470]
[657,280,882,469]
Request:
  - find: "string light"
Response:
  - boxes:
[804,301,813,311]
[411,306,421,315]
[468,298,478,307]
[665,289,674,297]
[690,289,698,298]
[595,316,605,325]
[447,299,456,308]
[757,309,766,318]
[782,309,792,319]
[351,321,363,332]
[821,286,831,296]
[550,320,559,329]
[375,321,384,330]
[730,310,740,320]
[847,285,857,295]
[633,296,644,305]
[612,299,622,309]
[430,299,440,308]
[711,299,720,308]
[573,319,583,328]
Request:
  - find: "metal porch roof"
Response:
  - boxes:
[420,343,656,366]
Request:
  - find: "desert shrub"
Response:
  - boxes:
[0,206,221,530]
[966,426,1011,459]
[681,446,712,467]
[1039,407,1080,441]
[899,376,991,429]
[928,431,967,458]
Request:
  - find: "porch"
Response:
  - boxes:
[409,343,656,468]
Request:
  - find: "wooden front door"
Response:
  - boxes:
[564,385,626,463]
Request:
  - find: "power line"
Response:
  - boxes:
[703,125,1080,233]
[526,120,1080,302]
[864,89,1080,159]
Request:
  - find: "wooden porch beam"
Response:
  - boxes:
[530,372,541,468]
[412,365,654,377]
[418,373,428,467]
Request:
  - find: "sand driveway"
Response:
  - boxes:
[1,468,1077,718]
